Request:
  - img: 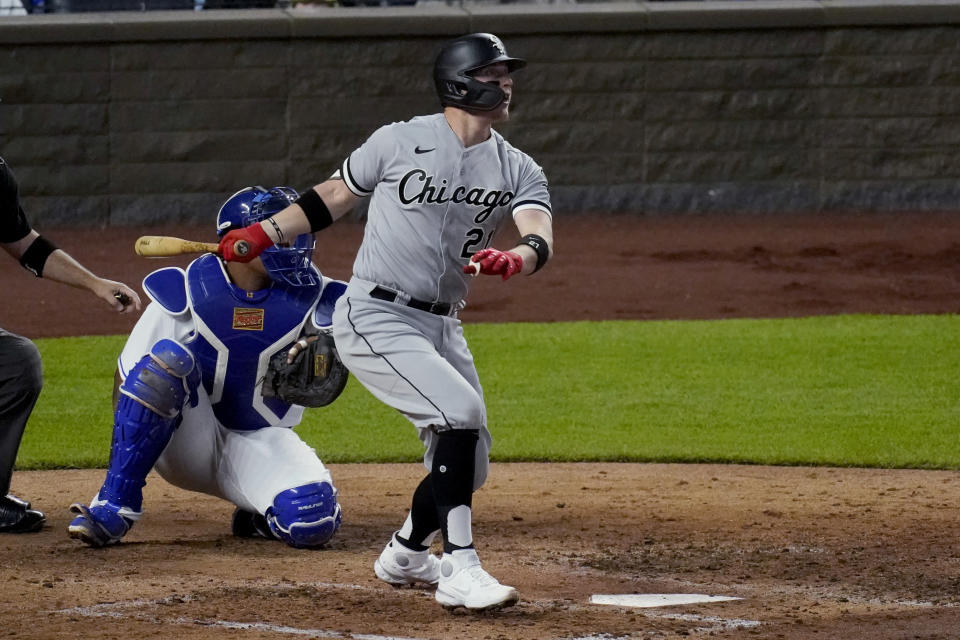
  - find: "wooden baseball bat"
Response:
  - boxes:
[134,236,219,257]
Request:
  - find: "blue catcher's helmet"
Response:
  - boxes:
[216,186,317,287]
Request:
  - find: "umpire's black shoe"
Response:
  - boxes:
[230,508,275,541]
[0,494,45,533]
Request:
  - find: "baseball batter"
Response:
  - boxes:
[68,186,346,549]
[218,34,553,611]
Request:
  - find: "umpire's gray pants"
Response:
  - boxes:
[0,329,43,495]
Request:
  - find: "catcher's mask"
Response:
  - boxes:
[433,33,526,112]
[216,186,318,287]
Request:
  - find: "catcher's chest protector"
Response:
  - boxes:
[186,255,321,430]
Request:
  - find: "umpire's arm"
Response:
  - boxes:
[2,230,141,313]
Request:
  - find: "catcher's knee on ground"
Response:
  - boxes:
[265,481,342,548]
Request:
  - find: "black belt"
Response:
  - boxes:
[370,286,452,316]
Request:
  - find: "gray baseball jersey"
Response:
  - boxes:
[339,113,551,305]
[330,113,553,485]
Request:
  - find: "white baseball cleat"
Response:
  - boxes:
[374,532,442,587]
[435,548,519,611]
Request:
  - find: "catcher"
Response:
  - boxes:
[68,186,349,549]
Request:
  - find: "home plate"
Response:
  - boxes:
[590,594,742,608]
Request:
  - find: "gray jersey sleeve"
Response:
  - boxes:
[340,124,395,198]
[511,159,552,218]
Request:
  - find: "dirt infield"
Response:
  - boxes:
[2,213,960,639]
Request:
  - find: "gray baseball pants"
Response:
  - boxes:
[0,329,43,495]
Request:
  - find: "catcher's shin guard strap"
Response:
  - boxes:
[19,234,58,277]
[518,233,549,273]
[295,188,334,233]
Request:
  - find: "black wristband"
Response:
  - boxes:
[267,216,285,243]
[295,189,334,233]
[19,234,59,277]
[518,233,549,273]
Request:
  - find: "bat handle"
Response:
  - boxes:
[234,240,250,257]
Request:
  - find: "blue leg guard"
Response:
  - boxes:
[68,340,196,548]
[266,481,342,549]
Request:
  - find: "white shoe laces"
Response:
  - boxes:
[464,565,499,587]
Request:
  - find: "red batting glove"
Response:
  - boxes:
[218,223,272,263]
[465,248,524,281]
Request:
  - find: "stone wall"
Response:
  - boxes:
[1,2,960,225]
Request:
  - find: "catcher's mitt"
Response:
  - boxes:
[261,332,348,408]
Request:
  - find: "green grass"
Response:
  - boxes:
[19,314,960,471]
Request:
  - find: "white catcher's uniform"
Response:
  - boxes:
[119,257,338,515]
[331,113,552,486]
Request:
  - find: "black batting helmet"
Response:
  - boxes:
[433,33,526,111]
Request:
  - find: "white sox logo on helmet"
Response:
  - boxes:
[398,169,514,223]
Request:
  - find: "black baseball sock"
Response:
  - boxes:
[431,428,479,554]
[396,474,440,551]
